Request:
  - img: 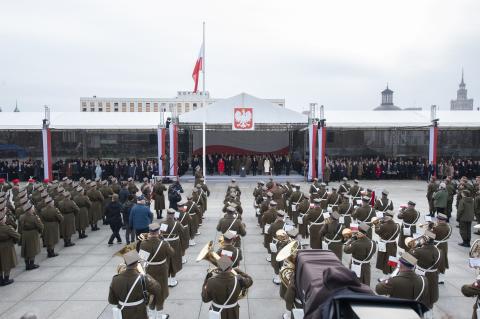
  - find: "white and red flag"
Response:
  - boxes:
[192,42,204,93]
[388,256,399,268]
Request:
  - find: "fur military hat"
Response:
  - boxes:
[229,202,238,208]
[167,208,176,215]
[62,177,68,181]
[287,228,299,238]
[76,186,84,192]
[149,223,160,232]
[408,200,416,206]
[101,180,108,185]
[313,198,321,204]
[36,185,45,192]
[226,206,236,213]
[195,184,202,188]
[45,196,53,204]
[331,186,337,191]
[342,177,348,181]
[261,186,268,191]
[269,200,277,206]
[123,250,140,266]
[95,177,101,182]
[258,180,265,185]
[18,189,27,198]
[303,193,310,199]
[384,210,394,217]
[399,252,417,268]
[63,191,71,198]
[382,189,389,195]
[320,182,326,187]
[217,255,233,271]
[354,179,359,184]
[41,190,48,198]
[57,186,65,192]
[223,230,237,240]
[19,197,28,205]
[143,177,148,182]
[276,210,286,217]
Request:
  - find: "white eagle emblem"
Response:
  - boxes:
[233,107,253,129]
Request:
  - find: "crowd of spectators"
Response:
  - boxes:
[0,157,478,182]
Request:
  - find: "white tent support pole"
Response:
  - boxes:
[202,21,206,180]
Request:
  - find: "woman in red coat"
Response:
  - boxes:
[375,163,382,179]
[218,158,225,175]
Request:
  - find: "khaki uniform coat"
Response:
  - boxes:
[344,236,376,286]
[217,215,246,248]
[319,220,344,260]
[58,198,80,239]
[39,206,63,248]
[433,223,451,273]
[73,194,91,231]
[0,224,21,272]
[304,207,324,249]
[87,188,104,224]
[376,271,429,306]
[374,219,400,274]
[18,213,44,259]
[153,183,167,211]
[397,207,419,250]
[161,219,184,276]
[410,244,441,309]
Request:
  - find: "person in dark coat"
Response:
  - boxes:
[122,194,136,244]
[105,194,123,245]
[458,190,475,247]
[153,180,167,219]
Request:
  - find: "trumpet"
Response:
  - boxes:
[418,222,434,230]
[404,235,427,249]
[342,228,354,240]
[371,216,383,226]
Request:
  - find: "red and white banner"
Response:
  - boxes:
[233,107,254,130]
[429,126,438,176]
[169,124,178,176]
[42,127,52,181]
[387,256,398,268]
[192,42,204,93]
[317,126,326,181]
[157,128,166,176]
[308,124,317,180]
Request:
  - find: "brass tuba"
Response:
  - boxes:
[277,240,299,287]
[113,233,149,274]
[404,235,427,249]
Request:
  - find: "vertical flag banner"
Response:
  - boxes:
[169,124,178,176]
[308,124,317,180]
[42,127,52,180]
[192,42,204,93]
[317,126,326,181]
[157,128,165,176]
[429,126,438,176]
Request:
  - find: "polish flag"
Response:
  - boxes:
[388,256,398,268]
[192,42,204,93]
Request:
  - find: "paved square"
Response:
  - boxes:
[1,180,475,318]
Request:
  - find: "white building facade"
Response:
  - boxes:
[80,91,285,114]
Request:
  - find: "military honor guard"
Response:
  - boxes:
[217,230,243,268]
[432,213,451,284]
[352,196,375,238]
[344,223,376,286]
[303,198,324,249]
[319,210,344,260]
[161,208,185,287]
[458,190,475,247]
[0,207,20,286]
[217,206,246,249]
[18,202,44,270]
[73,186,91,239]
[374,210,400,275]
[58,191,80,247]
[39,197,63,257]
[87,182,104,231]
[398,201,420,250]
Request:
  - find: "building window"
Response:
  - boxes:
[90,107,95,112]
[279,103,284,107]
[122,102,127,112]
[98,102,103,107]
[90,102,95,107]
[98,107,103,112]
[154,103,158,112]
[138,102,142,112]
[82,102,87,107]
[130,102,134,112]
[193,103,197,110]
[146,102,150,112]
[106,102,111,112]
[185,103,190,113]
[177,103,182,114]
[82,107,87,112]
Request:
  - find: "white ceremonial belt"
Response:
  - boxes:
[164,236,179,241]
[328,204,338,207]
[325,238,341,243]
[434,239,448,245]
[212,301,238,309]
[119,299,144,307]
[148,259,166,265]
[380,239,397,244]
[352,257,372,264]
[294,298,303,304]
[416,266,437,273]
[320,199,327,201]
[189,213,197,216]
[310,223,323,226]
[402,222,416,227]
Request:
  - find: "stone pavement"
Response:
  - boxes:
[0,180,476,319]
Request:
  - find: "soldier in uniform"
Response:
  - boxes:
[58,191,80,247]
[326,186,340,212]
[409,230,440,311]
[226,179,241,197]
[39,196,63,258]
[87,182,104,231]
[461,277,480,319]
[352,197,375,238]
[316,183,329,210]
[338,193,354,229]
[398,201,420,250]
[161,208,185,287]
[140,178,152,206]
[347,179,362,200]
[458,190,475,247]
[140,223,174,318]
[194,166,203,186]
[153,179,167,219]
[111,177,121,195]
[319,210,344,260]
[108,250,163,319]
[100,180,114,224]
[175,200,192,263]
[445,176,456,222]
[218,206,246,249]
[296,193,310,239]
[375,252,429,306]
[287,184,303,222]
[73,186,91,239]
[217,231,243,268]
[426,176,438,216]
[201,256,253,319]
[309,178,320,194]
[267,211,286,284]
[0,208,20,286]
[18,202,44,270]
[185,195,201,236]
[127,177,139,195]
[0,178,12,194]
[374,210,400,275]
[433,213,451,284]
[339,177,351,194]
[374,189,394,215]
[304,198,324,249]
[344,223,376,286]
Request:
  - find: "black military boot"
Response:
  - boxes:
[48,248,58,258]
[78,230,83,239]
[156,211,161,219]
[25,259,31,270]
[3,274,13,286]
[30,259,39,269]
[82,230,88,238]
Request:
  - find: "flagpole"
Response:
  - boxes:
[202,21,206,180]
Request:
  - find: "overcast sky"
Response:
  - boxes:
[1,0,479,113]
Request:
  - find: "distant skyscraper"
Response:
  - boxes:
[451,70,474,110]
[373,85,402,110]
